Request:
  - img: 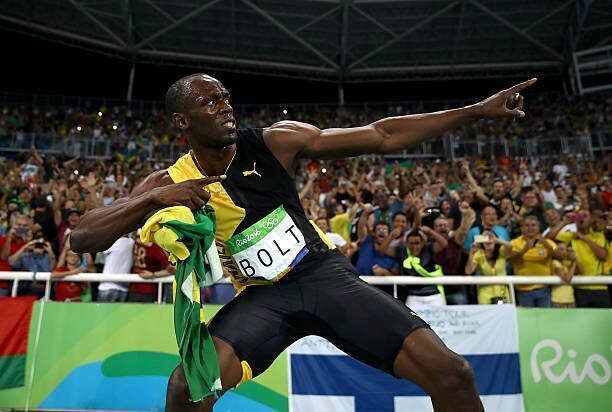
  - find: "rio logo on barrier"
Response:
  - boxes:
[531,339,611,385]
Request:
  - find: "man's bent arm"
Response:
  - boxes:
[70,171,170,254]
[70,193,159,254]
[71,171,223,254]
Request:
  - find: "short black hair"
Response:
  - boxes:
[165,73,204,115]
[392,211,408,222]
[482,204,500,217]
[406,230,422,241]
[359,189,373,204]
[374,221,390,230]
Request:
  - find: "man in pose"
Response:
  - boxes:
[71,73,535,411]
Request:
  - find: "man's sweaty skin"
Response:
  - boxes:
[71,74,536,412]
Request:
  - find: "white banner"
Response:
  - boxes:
[289,305,524,412]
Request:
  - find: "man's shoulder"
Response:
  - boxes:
[510,235,524,245]
[588,231,606,243]
[493,225,510,238]
[262,121,319,145]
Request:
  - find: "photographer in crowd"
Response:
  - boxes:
[465,231,511,305]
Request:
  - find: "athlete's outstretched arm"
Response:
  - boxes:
[264,78,536,169]
[70,171,224,254]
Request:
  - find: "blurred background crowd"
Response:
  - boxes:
[1,92,610,160]
[0,92,610,308]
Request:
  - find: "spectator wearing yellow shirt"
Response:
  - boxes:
[465,231,511,304]
[547,209,610,308]
[551,244,582,308]
[503,216,559,307]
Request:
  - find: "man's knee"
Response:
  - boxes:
[437,353,476,393]
[167,365,190,399]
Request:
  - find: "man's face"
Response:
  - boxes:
[481,207,498,229]
[334,204,344,216]
[543,179,553,190]
[173,76,237,149]
[392,214,408,232]
[374,223,389,241]
[13,217,31,241]
[407,235,424,256]
[521,217,540,237]
[67,213,80,228]
[412,184,424,197]
[523,191,538,208]
[434,218,449,235]
[544,208,560,226]
[556,242,568,259]
[316,218,329,233]
[500,198,513,213]
[493,181,504,197]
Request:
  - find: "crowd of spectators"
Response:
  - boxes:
[0,94,610,308]
[1,92,611,160]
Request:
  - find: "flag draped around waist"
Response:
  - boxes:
[141,205,223,402]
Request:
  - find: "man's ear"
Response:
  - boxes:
[171,113,188,130]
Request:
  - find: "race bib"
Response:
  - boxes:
[227,205,308,281]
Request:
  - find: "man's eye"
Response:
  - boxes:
[207,100,215,106]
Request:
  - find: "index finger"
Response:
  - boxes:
[190,175,227,186]
[507,77,538,93]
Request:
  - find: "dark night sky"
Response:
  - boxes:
[1,29,562,105]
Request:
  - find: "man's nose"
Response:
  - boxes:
[220,101,233,114]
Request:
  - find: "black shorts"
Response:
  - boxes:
[208,249,429,377]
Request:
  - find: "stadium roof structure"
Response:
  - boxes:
[1,0,611,84]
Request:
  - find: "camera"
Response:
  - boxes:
[474,234,489,244]
[34,242,45,249]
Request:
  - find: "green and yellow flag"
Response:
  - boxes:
[141,205,223,402]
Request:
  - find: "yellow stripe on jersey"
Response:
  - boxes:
[168,153,247,290]
[310,220,337,250]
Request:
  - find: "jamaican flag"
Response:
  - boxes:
[141,205,223,402]
[0,296,36,389]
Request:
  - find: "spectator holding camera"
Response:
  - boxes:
[9,237,56,297]
[0,214,32,297]
[32,195,58,248]
[547,209,610,307]
[463,205,510,251]
[465,231,511,304]
[504,215,558,307]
